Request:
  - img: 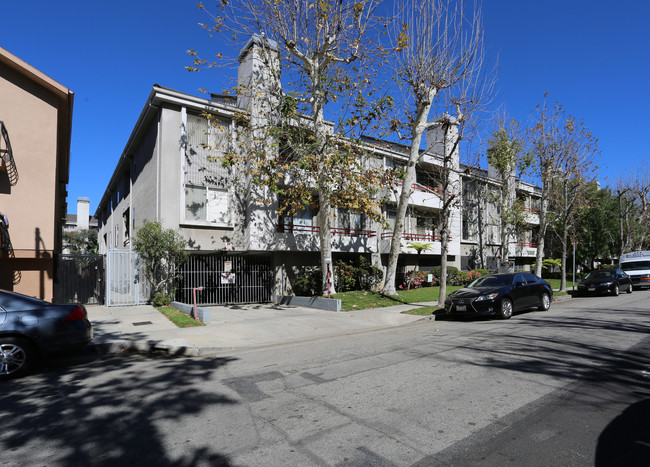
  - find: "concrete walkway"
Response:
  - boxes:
[88,294,570,357]
[87,301,438,356]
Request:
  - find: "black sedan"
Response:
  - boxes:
[444,272,553,320]
[0,290,93,380]
[576,269,633,296]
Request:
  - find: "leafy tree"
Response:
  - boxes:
[571,184,618,269]
[132,221,188,300]
[381,0,493,306]
[63,229,98,254]
[192,0,392,296]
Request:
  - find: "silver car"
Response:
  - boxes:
[0,290,93,380]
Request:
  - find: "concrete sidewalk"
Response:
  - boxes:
[87,301,438,356]
[87,293,571,357]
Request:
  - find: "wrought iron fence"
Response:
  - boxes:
[54,254,104,304]
[176,254,273,305]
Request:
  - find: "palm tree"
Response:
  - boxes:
[405,242,434,289]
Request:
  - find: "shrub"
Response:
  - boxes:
[472,269,490,277]
[430,266,460,285]
[335,261,357,292]
[452,269,485,286]
[400,270,427,290]
[292,267,322,296]
[152,291,172,307]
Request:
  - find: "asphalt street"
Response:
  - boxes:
[1,291,649,466]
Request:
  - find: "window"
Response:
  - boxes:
[338,209,365,231]
[122,209,130,246]
[486,224,500,245]
[386,157,406,171]
[184,113,232,224]
[185,186,230,224]
[386,209,397,231]
[415,213,436,237]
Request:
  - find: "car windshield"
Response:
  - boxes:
[620,260,650,271]
[469,275,513,288]
[585,271,615,280]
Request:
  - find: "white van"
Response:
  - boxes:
[619,251,650,289]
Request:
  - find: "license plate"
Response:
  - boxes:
[588,287,595,292]
[456,305,466,311]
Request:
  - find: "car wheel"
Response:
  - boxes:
[627,283,633,294]
[539,293,551,311]
[0,337,35,380]
[612,284,620,296]
[499,299,513,319]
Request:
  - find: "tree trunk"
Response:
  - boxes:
[382,102,431,295]
[560,220,568,292]
[535,172,550,278]
[438,209,450,307]
[318,193,336,296]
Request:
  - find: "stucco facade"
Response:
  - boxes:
[95,38,540,302]
[0,47,73,300]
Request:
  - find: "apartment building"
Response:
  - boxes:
[96,36,539,305]
[0,47,74,300]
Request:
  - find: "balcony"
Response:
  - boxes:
[381,232,441,242]
[0,121,18,186]
[275,223,378,253]
[514,242,537,257]
[276,224,376,237]
[520,206,540,225]
[389,181,444,209]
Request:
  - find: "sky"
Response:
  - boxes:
[2,0,649,217]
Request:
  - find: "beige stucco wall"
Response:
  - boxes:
[0,59,67,300]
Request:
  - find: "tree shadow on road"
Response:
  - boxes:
[0,351,239,466]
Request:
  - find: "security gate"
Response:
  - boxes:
[105,249,149,306]
[176,254,273,305]
[54,254,104,304]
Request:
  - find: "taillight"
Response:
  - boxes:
[63,306,87,322]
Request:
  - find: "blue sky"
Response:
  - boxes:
[2,0,648,216]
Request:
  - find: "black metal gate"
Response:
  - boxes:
[176,254,273,305]
[54,254,105,304]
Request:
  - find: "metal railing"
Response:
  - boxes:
[0,121,18,186]
[381,232,443,242]
[276,223,376,237]
[177,254,273,305]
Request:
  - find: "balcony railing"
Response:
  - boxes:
[276,223,376,237]
[276,223,319,234]
[381,232,442,242]
[396,181,443,195]
[0,121,18,186]
[331,227,376,238]
[516,242,537,248]
[521,207,540,214]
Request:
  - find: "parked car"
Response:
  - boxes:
[443,272,553,320]
[576,269,633,296]
[0,290,93,380]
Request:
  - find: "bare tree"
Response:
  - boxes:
[486,118,529,265]
[630,163,650,249]
[527,95,572,278]
[192,0,390,295]
[546,114,598,291]
[381,0,492,305]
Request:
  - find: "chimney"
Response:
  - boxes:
[237,34,281,115]
[77,197,90,230]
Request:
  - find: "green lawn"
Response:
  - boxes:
[157,306,206,328]
[543,278,576,296]
[335,278,573,313]
[334,286,464,312]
